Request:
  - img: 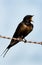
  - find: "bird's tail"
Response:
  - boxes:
[1,45,11,57]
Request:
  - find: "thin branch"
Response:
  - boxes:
[0,35,42,45]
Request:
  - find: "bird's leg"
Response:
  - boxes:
[23,38,27,43]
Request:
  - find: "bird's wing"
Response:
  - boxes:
[13,22,23,38]
[9,22,23,45]
[13,22,33,38]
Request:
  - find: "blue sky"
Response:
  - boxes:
[0,0,42,65]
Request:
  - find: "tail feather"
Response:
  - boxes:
[1,48,9,57]
[1,40,15,57]
[1,44,11,57]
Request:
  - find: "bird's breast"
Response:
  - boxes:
[22,23,33,32]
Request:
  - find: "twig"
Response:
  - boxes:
[0,35,42,45]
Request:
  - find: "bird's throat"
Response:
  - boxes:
[25,22,31,26]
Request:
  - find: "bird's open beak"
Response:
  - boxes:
[30,17,33,22]
[31,15,34,22]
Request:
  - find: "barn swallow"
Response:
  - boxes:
[2,15,34,57]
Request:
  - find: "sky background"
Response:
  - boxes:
[0,0,42,65]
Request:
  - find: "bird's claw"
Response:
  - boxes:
[23,39,27,43]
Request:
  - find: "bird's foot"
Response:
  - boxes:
[23,39,27,43]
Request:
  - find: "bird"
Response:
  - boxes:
[2,15,34,57]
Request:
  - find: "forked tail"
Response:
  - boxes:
[1,44,11,57]
[1,48,9,57]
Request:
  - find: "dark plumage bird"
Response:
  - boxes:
[2,15,34,57]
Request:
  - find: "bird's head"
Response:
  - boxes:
[23,15,33,23]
